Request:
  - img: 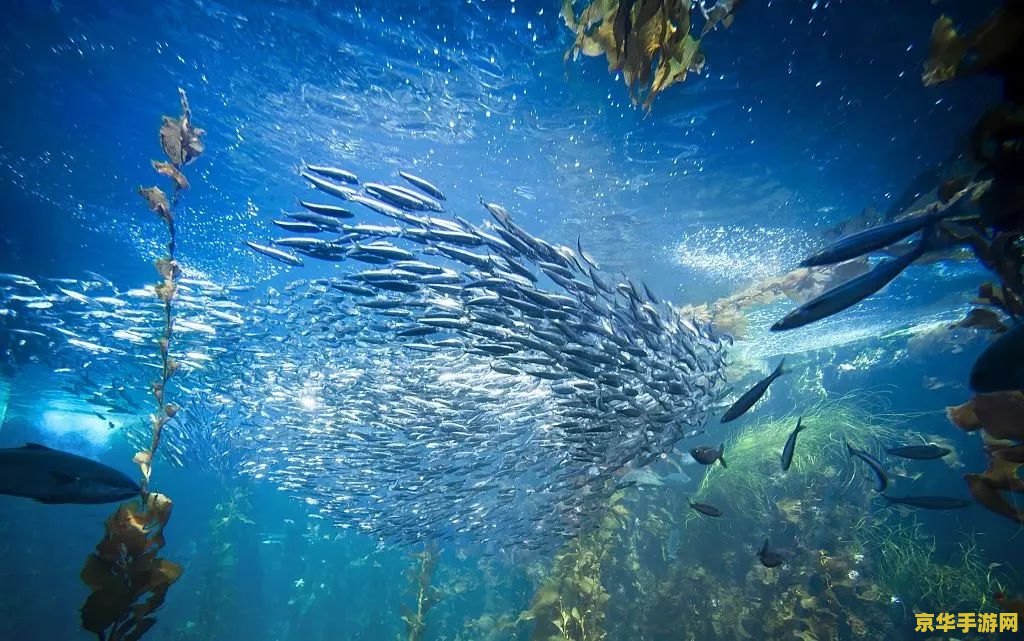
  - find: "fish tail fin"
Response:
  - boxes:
[718,445,727,468]
[795,416,806,433]
[775,357,787,377]
[759,538,768,555]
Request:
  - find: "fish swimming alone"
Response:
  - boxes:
[885,444,952,460]
[758,538,785,568]
[780,416,806,472]
[720,358,786,423]
[846,441,888,493]
[690,444,727,468]
[688,498,723,517]
[0,443,140,504]
[882,494,971,510]
[970,321,1024,394]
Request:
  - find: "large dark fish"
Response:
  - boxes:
[720,359,786,423]
[780,416,806,472]
[690,444,726,468]
[688,498,723,517]
[885,444,951,460]
[0,443,140,504]
[758,538,784,568]
[883,494,971,510]
[799,208,952,268]
[772,232,932,332]
[970,322,1024,393]
[846,442,888,493]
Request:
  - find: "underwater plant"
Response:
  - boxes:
[518,492,624,641]
[79,88,204,641]
[918,0,1024,524]
[182,486,254,639]
[578,395,1018,641]
[560,0,741,109]
[853,518,1002,614]
[947,392,1024,524]
[403,544,442,641]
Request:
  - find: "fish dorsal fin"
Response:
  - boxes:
[23,442,53,450]
[50,471,78,485]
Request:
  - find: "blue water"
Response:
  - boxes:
[1,1,1020,640]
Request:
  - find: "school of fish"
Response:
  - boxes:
[0,163,732,550]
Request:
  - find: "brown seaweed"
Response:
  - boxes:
[923,6,1024,89]
[80,493,183,641]
[562,0,722,108]
[81,88,205,641]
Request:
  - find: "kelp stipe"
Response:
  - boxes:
[518,492,622,641]
[403,544,441,641]
[79,88,205,641]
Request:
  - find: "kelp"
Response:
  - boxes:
[519,492,623,641]
[402,545,441,641]
[923,4,1024,95]
[80,494,183,641]
[928,2,1024,525]
[682,259,869,339]
[561,0,737,109]
[948,392,1024,524]
[80,88,205,640]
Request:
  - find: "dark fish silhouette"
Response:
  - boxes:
[688,498,723,517]
[846,441,888,493]
[720,359,786,423]
[758,538,785,568]
[781,416,806,472]
[772,231,934,332]
[799,208,953,267]
[690,444,727,468]
[0,443,140,504]
[883,494,971,510]
[970,322,1024,393]
[885,444,951,460]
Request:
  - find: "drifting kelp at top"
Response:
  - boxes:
[560,0,741,109]
[80,89,205,641]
